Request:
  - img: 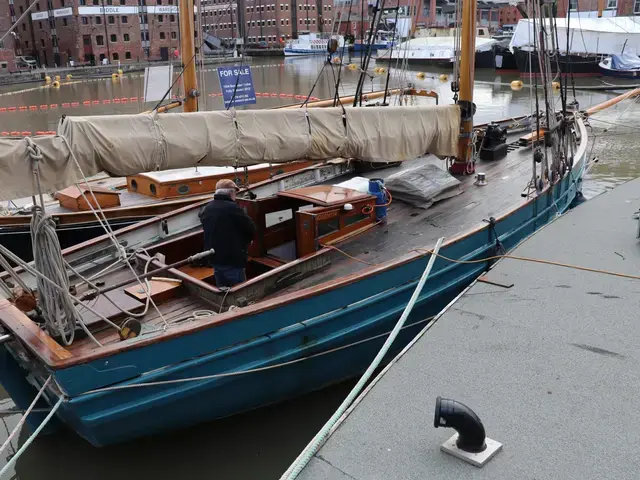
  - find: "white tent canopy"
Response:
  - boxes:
[510,17,640,56]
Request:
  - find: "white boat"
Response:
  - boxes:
[284,33,345,56]
[378,36,496,68]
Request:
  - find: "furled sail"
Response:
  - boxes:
[0,105,459,201]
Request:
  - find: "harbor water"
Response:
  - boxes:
[0,55,639,479]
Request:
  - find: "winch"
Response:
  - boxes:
[479,123,508,161]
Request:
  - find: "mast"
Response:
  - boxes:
[449,0,477,175]
[179,0,198,112]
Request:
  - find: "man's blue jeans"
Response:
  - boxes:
[213,265,246,288]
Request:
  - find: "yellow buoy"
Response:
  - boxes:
[348,63,358,71]
[332,57,341,64]
[117,69,123,76]
[439,74,448,82]
[377,67,386,74]
[510,80,523,91]
[416,72,426,80]
[54,75,60,82]
[52,80,60,88]
[111,73,119,81]
[552,81,561,90]
[44,76,51,84]
[66,74,72,80]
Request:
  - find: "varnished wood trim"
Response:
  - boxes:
[0,299,72,363]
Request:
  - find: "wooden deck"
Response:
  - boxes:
[0,129,558,367]
[282,137,537,292]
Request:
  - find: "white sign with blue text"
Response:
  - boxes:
[217,66,256,108]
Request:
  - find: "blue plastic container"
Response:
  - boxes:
[368,179,388,221]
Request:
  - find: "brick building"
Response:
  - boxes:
[0,1,17,72]
[5,0,183,68]
[498,5,522,27]
[555,0,639,16]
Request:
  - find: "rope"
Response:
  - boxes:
[281,237,445,480]
[0,397,63,479]
[30,207,77,345]
[414,249,640,282]
[79,314,436,396]
[0,376,51,459]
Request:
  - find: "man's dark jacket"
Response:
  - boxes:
[200,193,256,267]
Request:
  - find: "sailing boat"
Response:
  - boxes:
[0,0,594,448]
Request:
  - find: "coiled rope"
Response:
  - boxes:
[25,138,79,345]
[30,207,77,345]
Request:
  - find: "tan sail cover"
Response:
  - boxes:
[0,105,459,200]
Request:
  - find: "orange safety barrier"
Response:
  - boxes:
[62,103,70,107]
[8,107,16,112]
[0,108,5,113]
[270,93,278,97]
[19,106,27,111]
[113,98,120,103]
[1,132,8,136]
[121,97,128,103]
[71,102,79,107]
[82,101,91,106]
[10,131,20,136]
[103,99,111,104]
[92,100,100,105]
[35,131,47,135]
[29,105,38,110]
[130,97,138,101]
[21,131,31,136]
[50,104,58,108]
[39,105,48,110]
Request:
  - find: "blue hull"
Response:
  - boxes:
[0,157,585,446]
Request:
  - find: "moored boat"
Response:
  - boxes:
[510,17,640,77]
[0,0,600,454]
[599,53,640,78]
[284,33,345,56]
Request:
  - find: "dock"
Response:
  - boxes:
[297,177,640,480]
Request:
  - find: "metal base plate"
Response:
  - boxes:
[440,433,502,467]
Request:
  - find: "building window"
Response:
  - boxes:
[158,14,164,22]
[124,33,130,41]
[96,35,104,45]
[158,0,163,3]
[171,31,177,39]
[36,3,41,10]
[122,16,128,23]
[93,0,98,4]
[110,34,117,42]
[170,14,175,21]
[635,0,640,12]
[113,52,119,60]
[607,0,617,8]
[569,0,577,9]
[82,17,88,24]
[108,15,115,24]
[160,32,166,39]
[107,0,113,4]
[125,51,131,59]
[281,18,284,25]
[121,0,126,4]
[95,16,102,24]
[40,38,45,47]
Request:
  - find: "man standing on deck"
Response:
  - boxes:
[200,179,256,287]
